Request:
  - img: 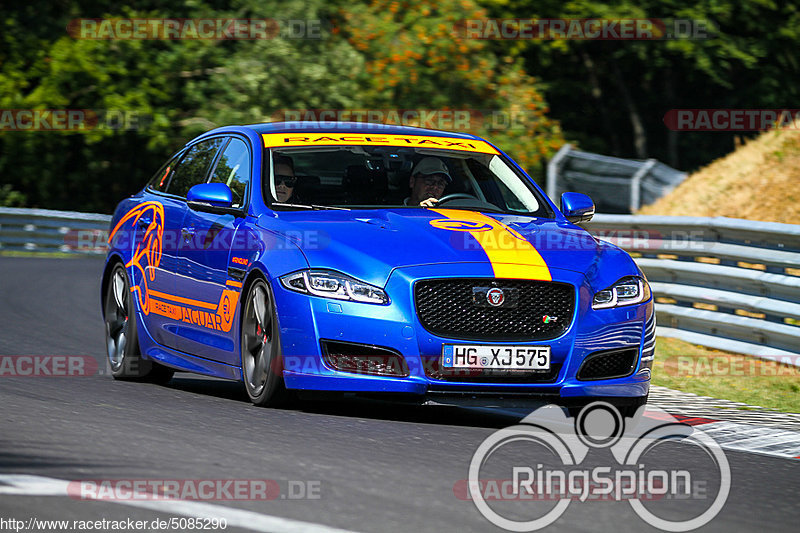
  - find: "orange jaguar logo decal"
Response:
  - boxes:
[108,201,243,333]
[109,202,165,315]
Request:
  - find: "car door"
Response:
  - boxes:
[175,136,252,364]
[137,137,225,351]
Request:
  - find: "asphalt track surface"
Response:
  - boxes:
[0,256,797,533]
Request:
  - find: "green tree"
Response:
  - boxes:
[481,0,800,170]
[0,0,366,212]
[339,0,565,175]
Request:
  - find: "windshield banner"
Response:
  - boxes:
[261,133,500,154]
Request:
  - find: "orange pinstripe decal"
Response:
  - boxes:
[148,289,218,310]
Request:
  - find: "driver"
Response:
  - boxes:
[404,157,452,207]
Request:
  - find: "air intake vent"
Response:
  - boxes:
[321,340,409,377]
[577,348,638,380]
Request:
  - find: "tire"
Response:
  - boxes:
[240,278,287,406]
[103,263,174,383]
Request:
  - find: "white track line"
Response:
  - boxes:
[0,474,360,533]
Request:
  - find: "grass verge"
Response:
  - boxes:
[652,337,800,413]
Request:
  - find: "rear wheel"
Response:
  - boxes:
[104,263,174,383]
[241,278,287,406]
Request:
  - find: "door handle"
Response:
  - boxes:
[181,228,195,242]
[137,217,152,228]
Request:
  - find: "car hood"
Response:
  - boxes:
[263,208,630,288]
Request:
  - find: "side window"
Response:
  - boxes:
[166,137,225,198]
[147,151,183,193]
[209,138,251,208]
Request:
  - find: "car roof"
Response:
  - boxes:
[199,121,486,141]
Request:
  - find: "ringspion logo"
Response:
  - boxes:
[463,402,730,531]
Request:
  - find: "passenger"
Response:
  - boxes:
[273,155,297,203]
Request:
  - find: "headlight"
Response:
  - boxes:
[592,276,651,309]
[280,270,389,305]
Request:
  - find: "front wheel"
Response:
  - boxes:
[103,264,174,383]
[241,278,287,406]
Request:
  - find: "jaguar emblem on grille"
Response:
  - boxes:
[486,288,505,307]
[472,286,519,308]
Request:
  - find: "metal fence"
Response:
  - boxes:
[0,207,110,255]
[2,207,799,364]
[547,144,688,213]
[588,214,800,364]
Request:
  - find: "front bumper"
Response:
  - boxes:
[274,263,653,400]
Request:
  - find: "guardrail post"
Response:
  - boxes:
[546,143,572,202]
[629,158,656,212]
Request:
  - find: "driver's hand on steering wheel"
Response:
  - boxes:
[419,197,440,207]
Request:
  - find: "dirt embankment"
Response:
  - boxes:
[639,128,800,224]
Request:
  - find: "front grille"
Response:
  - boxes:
[577,348,639,380]
[321,340,409,377]
[415,278,575,340]
[424,358,561,383]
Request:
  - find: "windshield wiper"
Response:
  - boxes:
[426,204,508,214]
[312,204,350,211]
[271,203,350,211]
[271,203,313,210]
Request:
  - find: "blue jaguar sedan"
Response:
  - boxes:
[101,122,654,411]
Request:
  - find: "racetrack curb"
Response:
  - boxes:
[647,385,800,460]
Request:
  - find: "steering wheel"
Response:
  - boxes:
[435,193,479,204]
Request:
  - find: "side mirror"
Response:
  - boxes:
[187,183,241,216]
[561,192,595,223]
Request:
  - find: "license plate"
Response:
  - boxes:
[441,344,550,370]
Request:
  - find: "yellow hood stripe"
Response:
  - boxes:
[431,209,552,281]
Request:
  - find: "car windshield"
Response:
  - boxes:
[264,144,553,217]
